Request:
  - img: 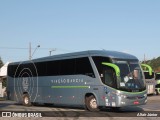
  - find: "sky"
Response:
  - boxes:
[0,0,160,63]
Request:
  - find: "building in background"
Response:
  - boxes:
[0,62,9,97]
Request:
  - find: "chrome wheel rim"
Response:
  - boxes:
[90,98,97,109]
[24,96,29,104]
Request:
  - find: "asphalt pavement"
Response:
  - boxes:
[0,95,160,120]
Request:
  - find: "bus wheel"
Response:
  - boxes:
[23,94,31,106]
[85,95,100,111]
[156,89,160,95]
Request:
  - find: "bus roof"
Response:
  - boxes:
[10,50,138,64]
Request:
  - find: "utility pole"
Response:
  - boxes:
[29,42,31,60]
[49,49,56,56]
[144,54,146,64]
[29,42,40,60]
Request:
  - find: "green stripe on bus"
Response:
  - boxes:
[51,86,89,89]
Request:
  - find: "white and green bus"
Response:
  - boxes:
[7,50,147,111]
[141,64,155,95]
[155,73,160,95]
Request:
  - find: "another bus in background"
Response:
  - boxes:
[141,64,155,95]
[155,72,160,95]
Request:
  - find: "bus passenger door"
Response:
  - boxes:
[101,68,117,107]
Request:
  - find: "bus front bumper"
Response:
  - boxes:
[116,94,147,107]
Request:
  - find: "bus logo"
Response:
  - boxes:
[22,77,29,91]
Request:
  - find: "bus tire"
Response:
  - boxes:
[156,89,160,95]
[85,95,100,112]
[23,94,32,106]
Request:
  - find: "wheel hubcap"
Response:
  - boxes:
[90,98,97,108]
[24,97,29,104]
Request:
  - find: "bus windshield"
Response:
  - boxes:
[155,73,160,80]
[101,61,146,92]
[115,61,145,92]
[93,56,146,92]
[144,71,154,79]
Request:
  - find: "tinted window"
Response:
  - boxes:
[8,57,95,78]
[144,72,154,79]
[93,56,111,76]
[155,74,160,80]
[36,62,47,76]
[103,67,117,88]
[76,57,95,78]
[8,63,36,77]
[47,60,60,76]
[59,59,76,75]
[8,65,15,77]
[93,56,116,87]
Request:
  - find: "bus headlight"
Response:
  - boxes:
[112,91,126,98]
[120,94,126,98]
[144,94,147,97]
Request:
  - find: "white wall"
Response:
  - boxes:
[0,62,9,97]
[0,82,2,97]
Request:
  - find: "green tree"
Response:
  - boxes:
[0,57,3,68]
[2,78,7,87]
[142,56,160,72]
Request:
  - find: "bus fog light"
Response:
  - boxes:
[121,102,125,105]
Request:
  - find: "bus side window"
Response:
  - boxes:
[92,56,111,77]
[59,59,76,75]
[75,57,95,78]
[103,68,116,88]
[47,60,60,76]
